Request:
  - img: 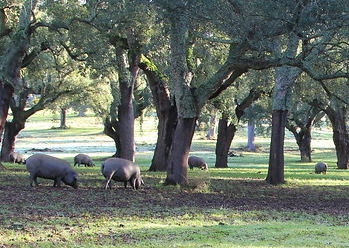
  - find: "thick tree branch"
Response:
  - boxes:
[21,42,49,68]
[60,42,89,62]
[235,89,265,119]
[207,68,248,100]
[317,80,349,105]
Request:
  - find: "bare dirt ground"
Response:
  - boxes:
[2,169,349,223]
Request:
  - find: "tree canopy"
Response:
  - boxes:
[1,0,349,183]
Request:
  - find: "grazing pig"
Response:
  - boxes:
[188,156,208,170]
[9,152,26,164]
[315,162,328,174]
[26,153,79,189]
[101,158,143,190]
[74,153,95,167]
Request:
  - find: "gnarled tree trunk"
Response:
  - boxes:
[215,89,264,168]
[1,119,25,162]
[104,43,139,161]
[164,117,196,187]
[139,58,178,171]
[215,116,237,168]
[308,99,349,169]
[104,117,121,157]
[0,0,38,168]
[116,47,136,161]
[298,129,312,162]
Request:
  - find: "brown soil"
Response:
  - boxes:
[1,169,349,221]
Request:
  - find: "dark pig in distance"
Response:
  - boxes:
[101,158,143,190]
[188,156,208,170]
[9,152,26,164]
[74,153,95,167]
[26,153,79,189]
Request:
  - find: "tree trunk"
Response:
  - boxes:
[104,117,121,157]
[215,90,264,168]
[266,34,301,185]
[297,129,312,162]
[150,105,177,171]
[0,0,38,169]
[1,119,25,162]
[60,108,68,129]
[287,124,313,162]
[0,83,14,168]
[333,129,349,169]
[206,110,218,139]
[286,105,322,162]
[118,90,135,161]
[247,120,256,152]
[0,82,14,141]
[77,107,87,117]
[307,100,349,169]
[164,117,196,187]
[266,110,287,185]
[116,47,136,161]
[326,108,349,169]
[215,117,237,168]
[139,57,177,171]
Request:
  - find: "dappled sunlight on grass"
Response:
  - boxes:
[3,112,349,247]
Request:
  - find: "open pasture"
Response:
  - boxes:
[1,112,349,247]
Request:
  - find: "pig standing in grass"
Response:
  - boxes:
[74,154,95,167]
[315,162,328,174]
[26,153,79,189]
[101,157,143,190]
[188,156,208,170]
[9,152,26,164]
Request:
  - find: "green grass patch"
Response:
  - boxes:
[0,111,347,247]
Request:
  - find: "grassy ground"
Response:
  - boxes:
[1,111,348,247]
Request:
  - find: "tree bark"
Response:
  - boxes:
[0,1,37,168]
[115,47,136,161]
[266,110,287,185]
[298,130,312,162]
[206,110,218,139]
[1,119,24,162]
[215,116,237,168]
[215,89,264,168]
[287,125,312,162]
[103,79,121,157]
[59,108,68,129]
[139,57,177,171]
[0,83,14,168]
[0,81,76,161]
[326,107,349,169]
[0,82,14,142]
[149,106,177,171]
[163,2,197,185]
[286,105,322,162]
[103,117,121,157]
[247,120,256,152]
[308,99,349,169]
[164,117,196,187]
[266,34,301,185]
